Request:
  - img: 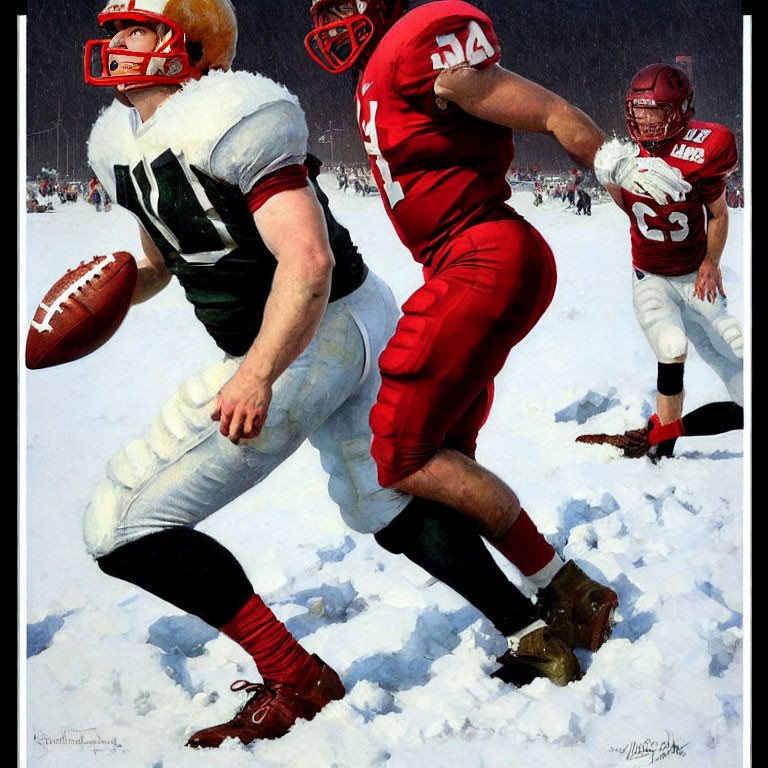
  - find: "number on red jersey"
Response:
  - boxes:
[430,20,495,69]
[358,99,405,208]
[632,201,690,243]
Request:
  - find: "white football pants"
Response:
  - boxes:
[83,270,410,559]
[631,268,744,404]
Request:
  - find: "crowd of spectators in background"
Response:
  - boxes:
[26,172,112,213]
[726,173,744,208]
[508,165,745,215]
[509,167,602,214]
[27,162,745,217]
[332,164,378,196]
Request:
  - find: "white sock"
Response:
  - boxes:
[506,619,548,652]
[526,553,566,590]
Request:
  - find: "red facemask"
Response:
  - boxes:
[84,11,192,88]
[305,0,404,73]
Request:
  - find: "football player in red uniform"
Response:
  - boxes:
[306,0,693,663]
[62,0,632,750]
[603,63,744,458]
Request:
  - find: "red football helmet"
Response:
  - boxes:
[305,0,406,73]
[625,63,694,145]
[84,0,237,89]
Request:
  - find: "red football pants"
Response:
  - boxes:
[370,213,557,487]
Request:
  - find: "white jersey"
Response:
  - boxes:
[86,70,366,357]
[88,69,308,266]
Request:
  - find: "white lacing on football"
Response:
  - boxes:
[30,253,116,333]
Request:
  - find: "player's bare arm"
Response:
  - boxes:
[604,183,629,213]
[212,185,335,443]
[434,64,606,167]
[130,226,172,305]
[694,189,729,303]
[434,63,690,205]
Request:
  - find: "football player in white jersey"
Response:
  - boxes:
[72,0,615,748]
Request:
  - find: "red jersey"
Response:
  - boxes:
[356,0,515,266]
[620,120,738,276]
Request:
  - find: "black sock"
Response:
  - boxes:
[97,528,255,628]
[653,402,743,459]
[654,437,678,458]
[682,402,744,436]
[375,498,540,636]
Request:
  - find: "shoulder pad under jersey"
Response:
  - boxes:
[88,70,307,196]
[391,1,501,95]
[209,99,309,193]
[685,121,738,179]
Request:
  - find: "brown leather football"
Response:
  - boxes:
[26,251,138,369]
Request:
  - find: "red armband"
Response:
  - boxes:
[245,164,309,213]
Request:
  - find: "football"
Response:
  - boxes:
[25,251,138,370]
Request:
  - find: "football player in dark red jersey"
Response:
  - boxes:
[305,0,695,666]
[603,63,744,458]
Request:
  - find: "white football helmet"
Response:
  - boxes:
[84,0,238,88]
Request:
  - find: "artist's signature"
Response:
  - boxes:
[609,731,690,765]
[33,727,123,755]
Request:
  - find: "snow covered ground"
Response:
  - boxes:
[20,176,749,768]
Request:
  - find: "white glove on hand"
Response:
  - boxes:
[594,139,692,205]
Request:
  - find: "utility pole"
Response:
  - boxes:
[318,127,344,167]
[56,101,60,175]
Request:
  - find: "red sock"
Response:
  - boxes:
[490,508,555,577]
[220,594,320,691]
[648,414,686,445]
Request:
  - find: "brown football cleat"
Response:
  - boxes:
[575,423,652,458]
[538,560,618,651]
[491,624,584,687]
[186,655,345,748]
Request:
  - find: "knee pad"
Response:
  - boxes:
[315,428,409,534]
[633,278,687,362]
[83,362,229,558]
[655,325,688,363]
[84,482,121,559]
[712,315,744,360]
[83,441,158,559]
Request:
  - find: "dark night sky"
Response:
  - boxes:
[24,0,747,179]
